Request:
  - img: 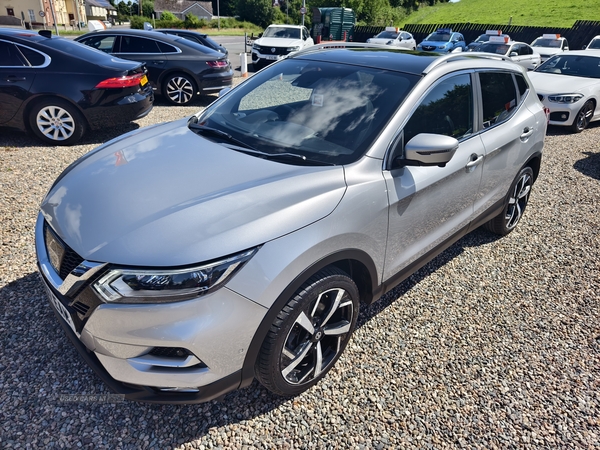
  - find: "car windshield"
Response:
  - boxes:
[478,43,510,55]
[263,27,301,39]
[532,38,561,48]
[588,39,600,49]
[376,31,399,39]
[535,54,600,78]
[425,32,451,42]
[196,59,418,165]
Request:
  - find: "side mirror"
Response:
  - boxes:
[510,51,518,57]
[401,133,459,167]
[258,33,263,38]
[218,87,231,97]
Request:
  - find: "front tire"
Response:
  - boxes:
[255,267,360,397]
[29,98,86,146]
[163,73,197,105]
[570,99,594,133]
[484,166,534,236]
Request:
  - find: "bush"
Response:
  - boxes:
[129,15,145,29]
[155,19,184,29]
[160,10,176,21]
[184,13,204,28]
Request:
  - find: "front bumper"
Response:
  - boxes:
[36,213,267,403]
[538,96,581,127]
[251,50,288,64]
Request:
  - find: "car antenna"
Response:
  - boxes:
[39,30,52,38]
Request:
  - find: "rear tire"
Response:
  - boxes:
[29,98,86,146]
[163,73,197,106]
[255,267,359,397]
[484,166,534,236]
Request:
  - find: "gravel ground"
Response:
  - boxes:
[1,85,599,448]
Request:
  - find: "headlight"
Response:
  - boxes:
[286,46,300,52]
[252,43,259,49]
[93,248,258,303]
[548,94,583,103]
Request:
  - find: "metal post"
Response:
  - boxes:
[217,0,220,31]
[301,0,305,26]
[49,0,59,35]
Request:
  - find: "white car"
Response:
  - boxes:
[251,24,314,69]
[529,50,600,132]
[584,35,600,50]
[531,34,569,62]
[366,27,416,50]
[476,38,541,71]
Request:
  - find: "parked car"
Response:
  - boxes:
[37,44,546,403]
[0,28,153,145]
[529,50,600,132]
[416,28,466,53]
[366,27,416,50]
[155,29,228,56]
[475,38,541,70]
[251,24,314,69]
[467,30,511,51]
[531,34,569,62]
[75,29,233,105]
[584,35,600,50]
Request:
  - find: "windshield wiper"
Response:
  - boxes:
[188,123,257,150]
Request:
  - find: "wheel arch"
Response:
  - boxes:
[239,249,379,388]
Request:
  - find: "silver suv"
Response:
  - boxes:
[36,45,546,403]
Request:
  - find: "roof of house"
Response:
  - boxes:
[86,0,117,10]
[154,0,213,15]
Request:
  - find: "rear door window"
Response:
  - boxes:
[479,72,519,128]
[119,36,161,53]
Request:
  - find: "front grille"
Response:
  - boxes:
[422,45,437,51]
[150,347,192,358]
[254,45,289,56]
[44,221,84,280]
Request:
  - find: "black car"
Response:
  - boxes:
[155,29,228,56]
[0,28,153,145]
[75,29,233,105]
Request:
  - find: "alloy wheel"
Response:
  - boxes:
[504,171,532,230]
[280,287,354,385]
[166,76,194,104]
[36,106,76,141]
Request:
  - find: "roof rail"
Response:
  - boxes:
[291,42,409,57]
[422,51,512,74]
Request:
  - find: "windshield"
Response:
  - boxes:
[532,38,561,48]
[375,31,399,39]
[535,54,600,78]
[478,43,510,55]
[195,58,418,165]
[588,39,600,49]
[263,27,301,39]
[424,32,451,42]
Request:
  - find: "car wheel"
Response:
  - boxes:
[29,99,86,146]
[163,73,197,105]
[570,99,594,133]
[255,267,360,396]
[485,166,534,236]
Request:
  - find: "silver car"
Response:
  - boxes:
[36,45,546,403]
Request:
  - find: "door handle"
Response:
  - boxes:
[5,75,26,82]
[465,153,484,172]
[520,127,534,140]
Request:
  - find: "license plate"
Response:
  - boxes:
[265,55,279,60]
[46,286,78,336]
[140,75,148,86]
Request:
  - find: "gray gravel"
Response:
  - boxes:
[1,85,599,448]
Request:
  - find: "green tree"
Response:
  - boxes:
[142,0,154,17]
[236,0,275,28]
[160,10,176,20]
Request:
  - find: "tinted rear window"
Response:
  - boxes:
[44,37,121,63]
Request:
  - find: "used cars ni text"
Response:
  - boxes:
[0,28,153,145]
[37,45,546,403]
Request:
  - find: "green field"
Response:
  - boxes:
[402,0,600,27]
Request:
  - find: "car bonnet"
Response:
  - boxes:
[40,118,346,267]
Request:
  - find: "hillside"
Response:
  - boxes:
[401,0,600,27]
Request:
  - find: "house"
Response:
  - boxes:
[0,0,87,29]
[85,0,116,22]
[154,0,213,21]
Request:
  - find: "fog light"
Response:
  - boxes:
[561,114,567,119]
